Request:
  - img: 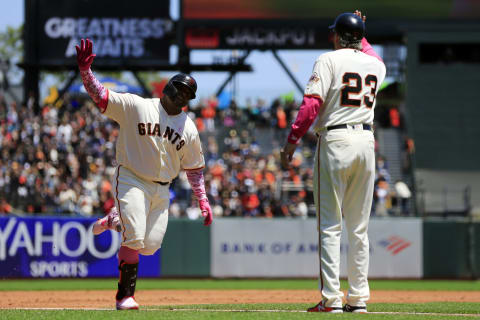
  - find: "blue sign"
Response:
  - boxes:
[0,216,160,278]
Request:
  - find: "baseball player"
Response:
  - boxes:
[76,38,213,310]
[281,11,386,313]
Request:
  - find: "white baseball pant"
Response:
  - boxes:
[113,165,170,255]
[313,126,375,308]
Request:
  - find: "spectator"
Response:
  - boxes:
[0,198,12,214]
[0,89,411,219]
[373,177,391,216]
[394,180,412,215]
[200,97,217,132]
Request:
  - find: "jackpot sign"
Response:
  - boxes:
[0,217,160,278]
[30,0,173,67]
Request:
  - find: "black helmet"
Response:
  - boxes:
[329,13,365,43]
[163,73,197,100]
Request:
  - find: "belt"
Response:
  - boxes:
[326,124,372,131]
[154,181,170,186]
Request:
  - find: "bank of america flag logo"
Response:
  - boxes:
[378,236,411,255]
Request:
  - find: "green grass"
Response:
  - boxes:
[1,278,479,291]
[2,303,480,320]
[2,279,479,319]
[155,302,480,314]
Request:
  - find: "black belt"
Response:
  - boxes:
[327,124,372,131]
[155,181,170,186]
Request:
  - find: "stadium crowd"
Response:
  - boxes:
[0,90,407,218]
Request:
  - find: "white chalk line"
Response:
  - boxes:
[7,307,480,317]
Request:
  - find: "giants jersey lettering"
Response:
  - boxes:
[103,91,205,182]
[305,49,386,131]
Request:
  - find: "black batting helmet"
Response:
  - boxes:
[329,13,365,43]
[163,73,197,100]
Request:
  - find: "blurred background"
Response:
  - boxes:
[0,0,478,280]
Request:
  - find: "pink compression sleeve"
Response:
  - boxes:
[118,246,139,264]
[80,68,109,111]
[186,169,208,201]
[287,96,323,144]
[361,38,383,62]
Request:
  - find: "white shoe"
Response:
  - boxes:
[116,296,139,310]
[92,207,122,235]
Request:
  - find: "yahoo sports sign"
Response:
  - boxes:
[0,217,160,278]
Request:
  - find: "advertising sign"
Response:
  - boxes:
[0,217,160,278]
[183,0,480,19]
[211,218,422,278]
[27,0,173,68]
[184,24,321,49]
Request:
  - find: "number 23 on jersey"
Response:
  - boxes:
[340,72,378,108]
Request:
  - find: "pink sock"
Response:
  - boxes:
[118,246,139,264]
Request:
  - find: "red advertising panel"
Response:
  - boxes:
[182,0,480,49]
[183,0,480,19]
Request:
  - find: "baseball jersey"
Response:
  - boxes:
[103,91,205,182]
[305,48,386,132]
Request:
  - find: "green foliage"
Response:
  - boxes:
[0,25,23,84]
[0,25,23,61]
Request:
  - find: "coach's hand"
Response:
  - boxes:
[75,38,96,71]
[354,9,366,22]
[199,198,213,226]
[280,142,297,170]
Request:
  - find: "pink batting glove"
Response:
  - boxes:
[198,198,213,226]
[75,38,96,71]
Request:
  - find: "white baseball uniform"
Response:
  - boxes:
[103,91,205,254]
[306,49,386,307]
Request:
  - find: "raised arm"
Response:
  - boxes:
[76,39,109,111]
[361,38,383,62]
[354,10,383,62]
[186,168,213,226]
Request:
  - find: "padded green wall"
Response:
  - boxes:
[161,219,211,277]
[423,219,479,278]
[406,31,480,170]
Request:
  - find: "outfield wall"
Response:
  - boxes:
[0,216,160,278]
[209,218,422,278]
[0,216,477,278]
[423,219,480,279]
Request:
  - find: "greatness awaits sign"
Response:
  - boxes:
[44,17,173,58]
[29,0,172,68]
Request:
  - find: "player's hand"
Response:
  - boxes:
[280,142,297,170]
[75,38,96,71]
[198,198,213,226]
[354,10,366,22]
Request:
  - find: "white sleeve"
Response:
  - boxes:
[304,55,333,102]
[181,133,205,171]
[103,91,143,125]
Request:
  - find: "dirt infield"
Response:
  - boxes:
[1,290,479,308]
